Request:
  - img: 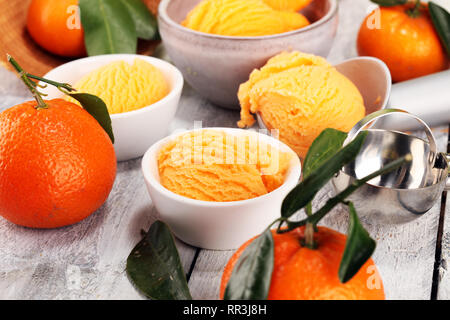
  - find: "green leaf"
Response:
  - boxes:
[69,93,114,144]
[369,0,407,6]
[429,1,450,58]
[224,229,274,300]
[119,0,158,40]
[281,131,368,219]
[302,129,347,216]
[339,202,376,283]
[302,129,348,179]
[79,0,137,56]
[126,221,192,300]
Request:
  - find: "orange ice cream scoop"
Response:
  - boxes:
[238,51,366,159]
[157,130,292,202]
[263,0,312,11]
[181,0,309,37]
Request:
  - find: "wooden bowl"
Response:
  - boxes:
[0,0,161,76]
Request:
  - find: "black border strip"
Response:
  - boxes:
[186,248,201,283]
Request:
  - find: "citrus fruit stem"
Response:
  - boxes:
[7,54,79,109]
[7,54,48,109]
[302,223,317,249]
[26,74,75,95]
[406,0,422,18]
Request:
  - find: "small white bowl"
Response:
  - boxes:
[141,128,302,250]
[41,54,184,162]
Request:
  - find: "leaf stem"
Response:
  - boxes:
[303,203,317,249]
[277,154,412,234]
[7,54,48,109]
[305,203,312,216]
[302,223,317,249]
[26,74,76,94]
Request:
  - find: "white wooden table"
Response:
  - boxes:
[0,0,449,300]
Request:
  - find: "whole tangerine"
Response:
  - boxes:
[27,0,86,57]
[357,3,448,82]
[0,99,116,228]
[220,227,385,300]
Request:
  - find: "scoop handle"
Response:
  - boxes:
[345,109,437,165]
[385,70,450,130]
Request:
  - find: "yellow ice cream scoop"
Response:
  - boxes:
[70,59,169,114]
[238,51,366,159]
[157,130,292,202]
[181,0,310,37]
[263,0,312,11]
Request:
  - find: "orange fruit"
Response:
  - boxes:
[357,3,448,82]
[0,99,116,228]
[27,0,86,57]
[220,227,385,300]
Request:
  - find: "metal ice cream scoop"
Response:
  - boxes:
[332,109,450,224]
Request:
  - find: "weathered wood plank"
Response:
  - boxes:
[437,125,449,300]
[0,158,197,299]
[437,194,449,300]
[0,61,238,299]
[318,163,442,300]
[169,83,240,131]
[188,250,234,300]
[188,190,445,300]
[0,0,448,301]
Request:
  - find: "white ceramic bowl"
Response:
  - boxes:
[158,0,338,109]
[141,128,302,250]
[41,54,184,162]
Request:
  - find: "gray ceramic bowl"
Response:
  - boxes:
[158,0,339,109]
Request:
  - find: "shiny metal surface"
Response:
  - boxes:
[332,110,449,224]
[345,109,437,165]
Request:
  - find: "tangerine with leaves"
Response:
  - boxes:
[0,56,116,228]
[0,99,116,228]
[124,126,410,300]
[357,1,448,82]
[27,0,86,57]
[220,227,385,300]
